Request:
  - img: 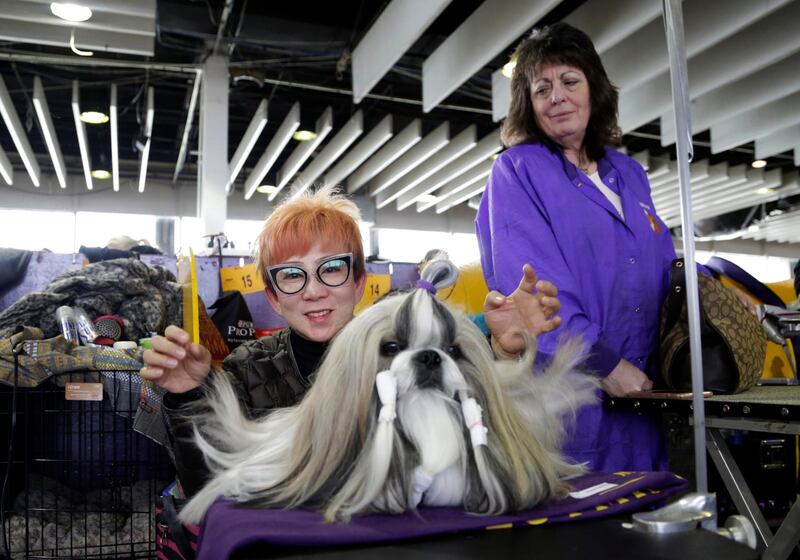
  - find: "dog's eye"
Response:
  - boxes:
[380,341,404,356]
[446,345,462,359]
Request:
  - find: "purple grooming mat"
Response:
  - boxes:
[196,471,688,559]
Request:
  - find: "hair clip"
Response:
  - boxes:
[416,279,437,295]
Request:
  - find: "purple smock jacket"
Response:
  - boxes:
[476,143,675,472]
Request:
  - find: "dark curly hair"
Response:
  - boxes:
[501,22,621,161]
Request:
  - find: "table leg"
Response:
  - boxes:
[706,427,773,552]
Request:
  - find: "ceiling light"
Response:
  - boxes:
[256,184,278,195]
[501,60,516,79]
[50,3,92,22]
[80,110,109,124]
[747,224,760,233]
[293,130,317,142]
[490,153,500,160]
[91,169,111,180]
[755,187,775,195]
[0,146,12,185]
[417,194,438,204]
[751,159,767,169]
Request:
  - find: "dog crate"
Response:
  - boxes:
[1,368,175,559]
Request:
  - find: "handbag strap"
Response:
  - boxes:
[161,493,194,559]
[705,256,785,308]
[662,259,687,335]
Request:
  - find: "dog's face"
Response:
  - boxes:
[377,289,470,400]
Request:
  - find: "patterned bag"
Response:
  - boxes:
[660,259,766,394]
[155,485,200,560]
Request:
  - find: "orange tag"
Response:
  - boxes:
[645,210,662,233]
[65,382,103,401]
[220,263,266,294]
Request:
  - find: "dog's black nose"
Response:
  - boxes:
[414,350,441,369]
[414,350,442,389]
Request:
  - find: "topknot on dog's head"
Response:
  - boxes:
[416,257,459,296]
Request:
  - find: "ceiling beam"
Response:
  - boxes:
[396,128,501,211]
[0,19,154,56]
[711,90,800,153]
[273,106,333,198]
[32,76,67,189]
[0,145,12,185]
[620,0,800,134]
[0,75,40,187]
[70,81,92,191]
[351,0,451,104]
[375,125,476,209]
[324,115,393,188]
[290,111,364,198]
[366,122,449,196]
[422,0,560,113]
[0,0,155,36]
[226,98,268,194]
[243,102,300,201]
[755,124,800,160]
[660,52,800,145]
[346,119,421,194]
[21,0,156,18]
[417,158,493,213]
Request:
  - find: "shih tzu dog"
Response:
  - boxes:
[179,260,596,524]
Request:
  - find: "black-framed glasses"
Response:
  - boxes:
[267,253,353,295]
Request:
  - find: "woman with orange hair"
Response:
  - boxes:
[142,186,562,497]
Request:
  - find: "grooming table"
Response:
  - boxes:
[193,471,758,560]
[610,385,800,560]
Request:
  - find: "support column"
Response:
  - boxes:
[198,55,228,238]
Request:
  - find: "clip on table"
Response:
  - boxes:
[610,385,800,560]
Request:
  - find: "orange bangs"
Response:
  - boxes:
[254,186,365,290]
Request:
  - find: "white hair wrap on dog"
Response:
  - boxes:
[460,394,488,447]
[375,370,397,423]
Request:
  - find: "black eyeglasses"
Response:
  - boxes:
[267,253,353,295]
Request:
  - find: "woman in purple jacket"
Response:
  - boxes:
[476,22,674,472]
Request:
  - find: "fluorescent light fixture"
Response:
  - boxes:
[0,146,12,185]
[70,81,93,190]
[417,158,493,212]
[747,224,760,233]
[467,194,482,210]
[293,130,317,142]
[755,187,776,195]
[324,114,393,188]
[173,70,202,182]
[395,127,500,210]
[91,169,111,180]
[501,59,516,78]
[50,2,92,22]
[32,76,67,189]
[138,86,154,193]
[751,159,767,169]
[290,110,364,199]
[272,106,333,200]
[367,122,449,197]
[110,83,119,191]
[244,102,300,200]
[418,193,438,204]
[226,98,268,193]
[256,184,278,195]
[0,75,41,187]
[347,119,421,194]
[375,124,476,209]
[80,111,109,124]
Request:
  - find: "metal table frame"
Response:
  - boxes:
[702,416,800,559]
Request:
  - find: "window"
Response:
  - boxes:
[0,209,76,252]
[376,228,481,266]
